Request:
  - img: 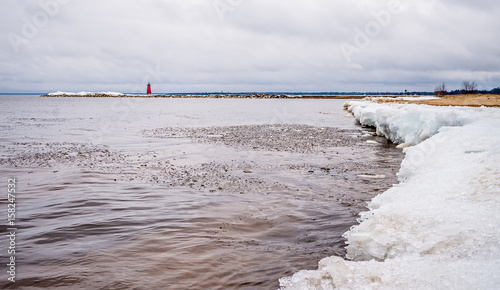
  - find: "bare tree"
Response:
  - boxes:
[470,81,478,93]
[434,82,447,97]
[462,81,478,94]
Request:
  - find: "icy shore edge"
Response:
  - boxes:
[280,101,500,289]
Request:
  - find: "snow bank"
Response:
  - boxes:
[344,101,479,145]
[395,96,440,101]
[99,91,124,96]
[47,91,124,96]
[280,101,500,289]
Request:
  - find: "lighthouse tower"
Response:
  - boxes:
[147,82,152,95]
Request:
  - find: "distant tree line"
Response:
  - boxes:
[435,81,500,96]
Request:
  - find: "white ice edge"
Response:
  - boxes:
[47,91,125,96]
[280,101,500,289]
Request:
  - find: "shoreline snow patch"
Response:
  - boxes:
[280,101,500,289]
[47,91,125,96]
[344,101,485,145]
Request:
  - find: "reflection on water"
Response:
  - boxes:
[0,96,403,289]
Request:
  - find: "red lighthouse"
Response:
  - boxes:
[147,82,152,95]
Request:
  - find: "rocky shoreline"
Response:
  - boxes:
[40,92,366,99]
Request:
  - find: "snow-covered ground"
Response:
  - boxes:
[280,101,500,289]
[393,96,440,101]
[47,91,125,96]
[363,96,440,102]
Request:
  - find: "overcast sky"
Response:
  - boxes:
[1,0,499,93]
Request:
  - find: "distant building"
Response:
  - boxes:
[147,82,151,95]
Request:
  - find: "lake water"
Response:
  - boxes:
[0,95,403,289]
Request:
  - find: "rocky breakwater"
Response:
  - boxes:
[41,92,366,99]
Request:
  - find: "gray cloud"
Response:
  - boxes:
[1,0,499,93]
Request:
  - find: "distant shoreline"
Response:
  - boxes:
[38,93,500,106]
[40,93,368,99]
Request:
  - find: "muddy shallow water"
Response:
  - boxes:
[0,96,403,289]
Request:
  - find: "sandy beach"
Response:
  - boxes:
[375,94,500,107]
